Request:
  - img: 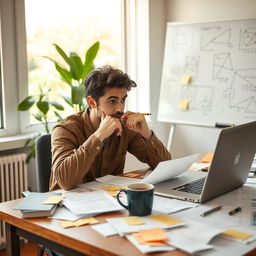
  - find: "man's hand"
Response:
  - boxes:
[121,111,152,140]
[94,113,123,142]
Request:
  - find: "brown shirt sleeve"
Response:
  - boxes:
[127,130,172,169]
[50,125,103,191]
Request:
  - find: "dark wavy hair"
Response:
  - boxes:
[84,65,137,104]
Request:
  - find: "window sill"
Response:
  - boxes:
[0,133,38,151]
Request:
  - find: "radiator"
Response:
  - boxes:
[0,153,28,245]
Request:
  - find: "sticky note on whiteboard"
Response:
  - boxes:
[181,74,192,84]
[179,98,189,110]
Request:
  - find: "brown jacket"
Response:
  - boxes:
[49,109,171,190]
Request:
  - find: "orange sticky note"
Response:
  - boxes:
[179,98,189,110]
[138,228,168,242]
[148,214,183,226]
[221,229,252,241]
[132,233,168,246]
[201,153,213,163]
[181,74,192,84]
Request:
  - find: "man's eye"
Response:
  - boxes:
[108,100,116,105]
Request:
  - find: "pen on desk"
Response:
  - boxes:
[228,207,242,215]
[200,205,222,217]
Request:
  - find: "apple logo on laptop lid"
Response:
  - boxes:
[234,152,240,165]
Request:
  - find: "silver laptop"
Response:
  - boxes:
[154,121,256,203]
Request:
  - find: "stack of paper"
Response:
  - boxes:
[62,190,123,215]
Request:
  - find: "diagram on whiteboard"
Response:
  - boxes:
[229,68,256,113]
[158,19,256,126]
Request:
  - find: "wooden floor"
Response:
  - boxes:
[0,242,40,256]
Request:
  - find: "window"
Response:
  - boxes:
[0,0,150,138]
[24,0,123,126]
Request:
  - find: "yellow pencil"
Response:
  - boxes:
[137,113,151,116]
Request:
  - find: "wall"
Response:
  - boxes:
[164,0,256,158]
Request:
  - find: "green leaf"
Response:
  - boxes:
[49,101,64,110]
[17,96,35,111]
[37,101,49,115]
[54,111,63,121]
[69,53,83,80]
[62,95,73,107]
[54,63,73,85]
[71,85,85,105]
[53,43,72,67]
[33,113,43,122]
[82,41,100,78]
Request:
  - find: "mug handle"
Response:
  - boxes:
[116,189,128,210]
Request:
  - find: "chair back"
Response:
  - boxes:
[35,134,52,192]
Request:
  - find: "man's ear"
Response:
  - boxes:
[87,96,97,108]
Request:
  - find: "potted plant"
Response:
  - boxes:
[17,41,100,162]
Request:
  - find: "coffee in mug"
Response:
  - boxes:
[116,183,154,216]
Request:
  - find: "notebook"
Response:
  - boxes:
[154,121,256,203]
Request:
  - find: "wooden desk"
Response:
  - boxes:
[0,199,187,256]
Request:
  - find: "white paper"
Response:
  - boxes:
[91,223,118,237]
[106,215,185,236]
[96,175,141,186]
[153,195,198,214]
[165,220,224,254]
[200,235,256,256]
[62,190,123,215]
[141,153,199,184]
[126,235,175,254]
[167,236,214,254]
[50,206,96,221]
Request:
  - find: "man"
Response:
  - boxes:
[50,65,171,191]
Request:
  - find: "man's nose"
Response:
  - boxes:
[116,102,124,113]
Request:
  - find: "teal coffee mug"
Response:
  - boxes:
[116,183,154,216]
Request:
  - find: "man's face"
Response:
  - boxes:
[95,88,128,118]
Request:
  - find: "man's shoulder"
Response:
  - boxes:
[53,110,89,132]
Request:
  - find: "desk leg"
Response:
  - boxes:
[5,223,20,256]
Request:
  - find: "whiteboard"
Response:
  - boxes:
[158,19,256,127]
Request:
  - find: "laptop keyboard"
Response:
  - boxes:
[175,177,206,195]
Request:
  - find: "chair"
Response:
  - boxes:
[35,134,58,256]
[35,133,52,193]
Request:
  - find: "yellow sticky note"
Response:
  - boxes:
[138,228,168,242]
[124,217,145,225]
[148,214,183,226]
[75,218,91,226]
[88,217,99,224]
[43,195,63,204]
[101,186,120,191]
[201,153,213,163]
[123,172,140,178]
[59,220,76,229]
[106,190,118,197]
[59,217,98,228]
[181,74,192,84]
[221,229,252,241]
[179,98,189,110]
